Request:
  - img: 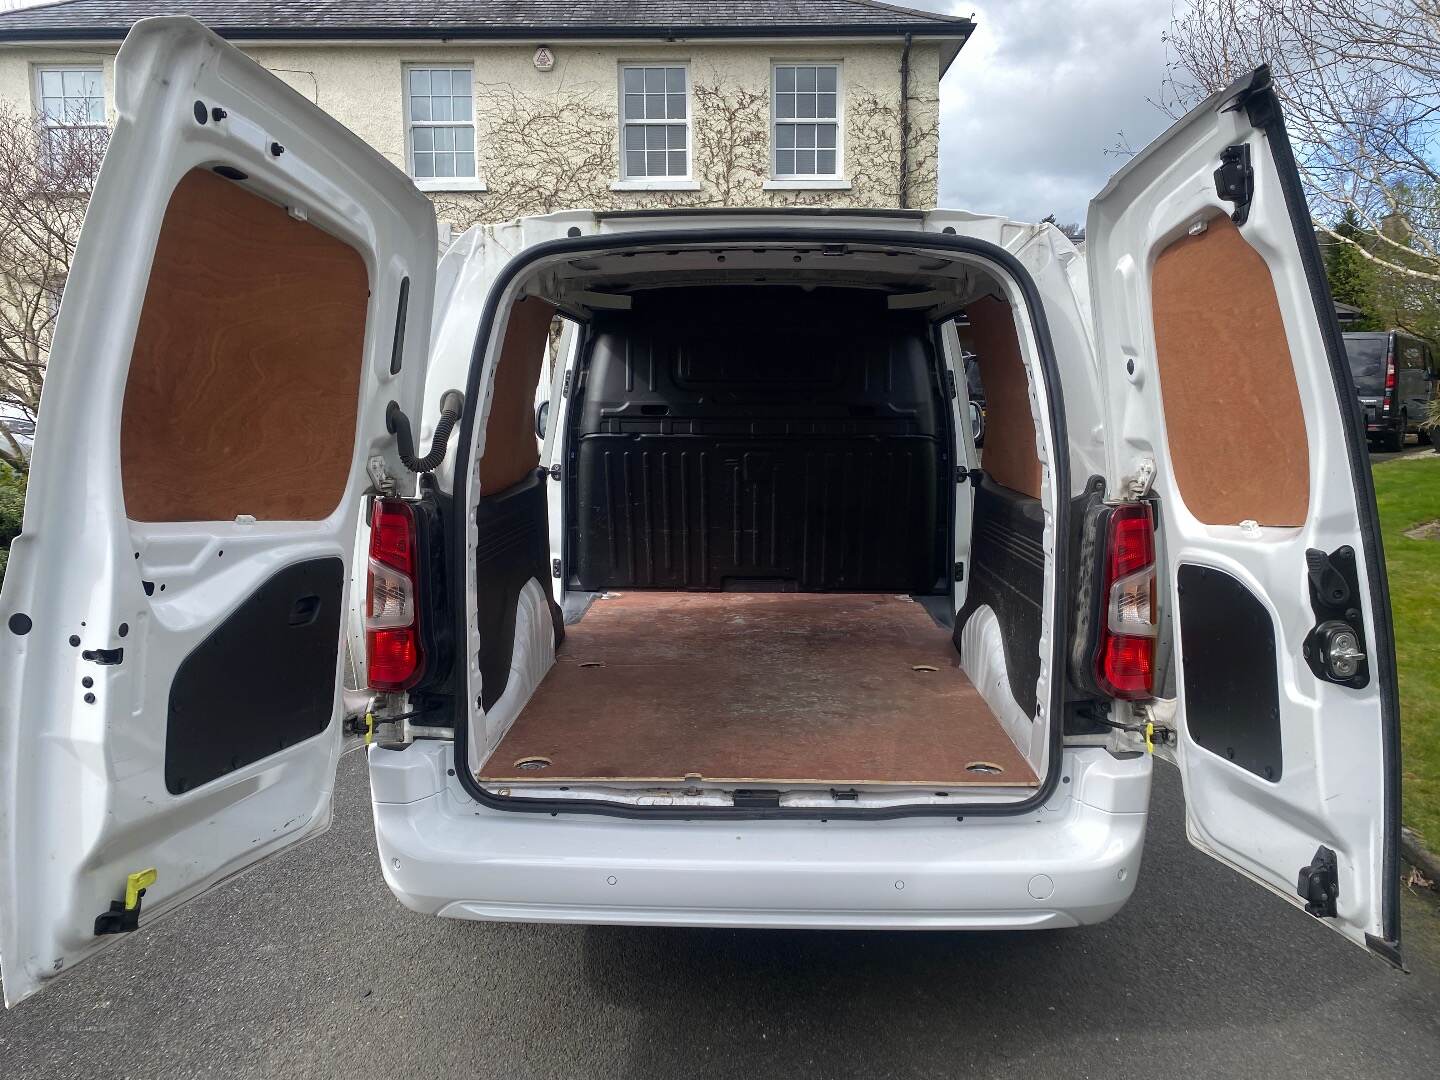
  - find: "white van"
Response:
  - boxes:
[0,19,1403,1007]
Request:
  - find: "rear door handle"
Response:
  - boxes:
[288,595,321,627]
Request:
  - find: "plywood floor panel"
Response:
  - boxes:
[479,592,1037,788]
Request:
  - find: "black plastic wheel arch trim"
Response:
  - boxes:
[1238,66,1403,959]
[449,225,1070,821]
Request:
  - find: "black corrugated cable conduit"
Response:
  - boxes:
[387,390,465,473]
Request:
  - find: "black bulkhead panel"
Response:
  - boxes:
[956,475,1045,718]
[166,557,343,794]
[1176,562,1283,781]
[568,287,948,592]
[474,472,564,710]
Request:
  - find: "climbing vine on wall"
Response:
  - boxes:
[846,89,940,209]
[431,83,618,230]
[430,73,939,231]
[689,80,771,206]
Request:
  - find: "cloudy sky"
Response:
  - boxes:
[910,0,1178,226]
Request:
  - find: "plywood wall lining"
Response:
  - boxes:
[1150,215,1310,527]
[478,296,557,496]
[966,295,1042,499]
[120,168,370,523]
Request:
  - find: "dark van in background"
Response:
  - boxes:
[1344,330,1435,451]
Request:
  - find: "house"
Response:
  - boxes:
[0,1,973,232]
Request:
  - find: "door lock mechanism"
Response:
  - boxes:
[1300,547,1370,688]
[1313,621,1366,681]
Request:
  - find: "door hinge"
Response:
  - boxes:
[956,466,984,485]
[1137,700,1178,756]
[942,369,958,399]
[552,558,562,579]
[368,714,452,746]
[1296,845,1339,919]
[94,868,157,936]
[364,699,453,747]
[1213,143,1254,225]
[548,463,562,481]
[561,370,573,398]
[367,455,396,496]
[1125,458,1156,500]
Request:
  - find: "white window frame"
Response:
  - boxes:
[612,61,699,192]
[32,64,106,165]
[403,63,484,192]
[765,61,851,191]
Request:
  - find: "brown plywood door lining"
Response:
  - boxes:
[120,168,370,523]
[965,295,1042,498]
[478,296,557,496]
[1150,214,1310,526]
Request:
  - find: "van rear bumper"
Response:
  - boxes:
[369,743,1152,931]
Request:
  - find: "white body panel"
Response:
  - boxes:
[1,18,1399,1010]
[1086,71,1398,951]
[448,211,1071,799]
[541,320,579,605]
[373,742,1151,929]
[0,18,437,1006]
[939,318,976,613]
[374,92,1392,957]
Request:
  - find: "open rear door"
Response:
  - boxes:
[1087,68,1401,961]
[0,18,436,1005]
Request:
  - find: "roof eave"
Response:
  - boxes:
[0,20,976,48]
[937,30,972,78]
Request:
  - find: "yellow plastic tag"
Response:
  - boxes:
[1144,720,1155,754]
[124,868,157,911]
[364,711,375,746]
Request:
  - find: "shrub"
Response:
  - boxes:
[0,464,24,587]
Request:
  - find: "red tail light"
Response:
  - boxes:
[1095,503,1157,700]
[365,498,424,692]
[1384,355,1397,392]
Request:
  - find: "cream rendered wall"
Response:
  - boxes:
[0,46,118,120]
[0,38,942,229]
[243,41,942,227]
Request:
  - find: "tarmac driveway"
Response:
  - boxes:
[1,746,1438,1080]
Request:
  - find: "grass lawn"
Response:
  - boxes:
[1372,453,1440,848]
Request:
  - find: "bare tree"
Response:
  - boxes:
[1162,0,1440,283]
[0,103,106,472]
